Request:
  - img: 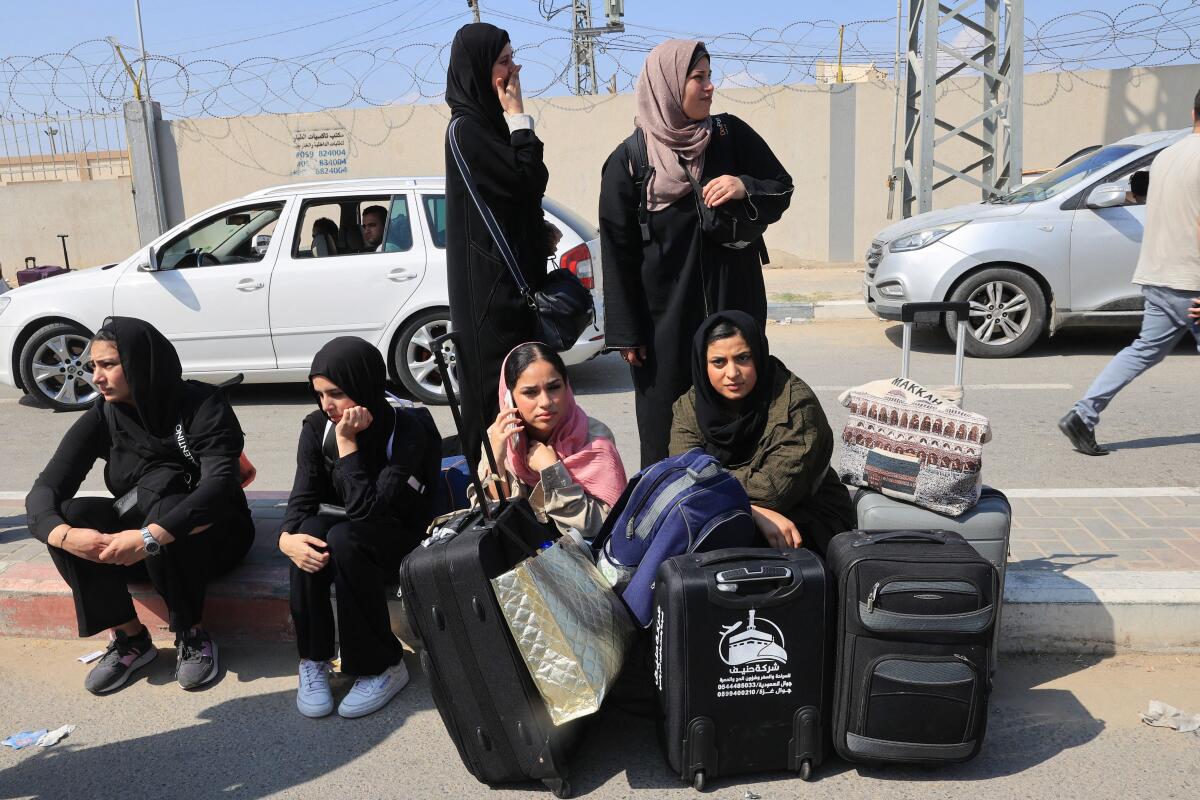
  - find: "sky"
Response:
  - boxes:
[1,0,1198,118]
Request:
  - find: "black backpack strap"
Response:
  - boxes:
[624,127,654,244]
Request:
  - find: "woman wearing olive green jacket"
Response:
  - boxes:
[669,310,854,556]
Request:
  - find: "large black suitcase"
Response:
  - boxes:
[654,548,832,790]
[398,333,579,797]
[827,529,998,766]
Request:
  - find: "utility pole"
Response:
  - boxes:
[468,0,480,23]
[570,0,624,95]
[134,0,151,100]
[899,0,1024,217]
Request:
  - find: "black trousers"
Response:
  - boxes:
[289,515,405,677]
[47,495,255,637]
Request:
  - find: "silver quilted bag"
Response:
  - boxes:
[491,534,634,726]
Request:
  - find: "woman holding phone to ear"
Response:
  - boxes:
[478,342,627,539]
[445,23,561,468]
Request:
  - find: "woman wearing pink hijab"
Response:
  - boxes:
[599,40,793,468]
[479,342,627,538]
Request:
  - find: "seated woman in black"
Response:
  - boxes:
[25,317,254,694]
[278,337,439,720]
[669,311,854,555]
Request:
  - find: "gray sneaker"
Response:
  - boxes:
[175,627,219,689]
[84,627,157,695]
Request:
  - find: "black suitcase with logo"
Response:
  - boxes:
[653,548,832,790]
[398,332,579,797]
[826,529,998,766]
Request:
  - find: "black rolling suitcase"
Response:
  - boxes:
[399,333,579,797]
[654,548,832,790]
[827,529,998,766]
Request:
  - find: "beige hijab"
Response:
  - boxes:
[634,39,712,211]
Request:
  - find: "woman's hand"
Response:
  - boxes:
[702,175,747,208]
[544,221,563,256]
[1189,298,1200,320]
[619,346,647,367]
[279,532,331,574]
[751,505,803,549]
[526,441,560,473]
[98,529,148,566]
[335,406,373,440]
[58,527,112,563]
[495,64,524,115]
[488,407,524,468]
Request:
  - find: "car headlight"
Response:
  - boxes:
[888,221,968,253]
[0,297,10,318]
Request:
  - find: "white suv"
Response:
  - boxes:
[0,177,606,411]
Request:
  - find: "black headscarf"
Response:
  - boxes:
[308,337,394,462]
[690,310,776,465]
[97,316,184,439]
[446,22,511,139]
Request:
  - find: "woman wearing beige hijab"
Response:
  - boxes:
[599,40,793,467]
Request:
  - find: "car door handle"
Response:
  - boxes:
[388,268,417,282]
[236,278,265,291]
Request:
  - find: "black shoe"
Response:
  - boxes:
[175,627,219,690]
[84,627,157,695]
[1058,411,1109,456]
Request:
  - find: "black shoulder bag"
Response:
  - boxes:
[448,116,594,352]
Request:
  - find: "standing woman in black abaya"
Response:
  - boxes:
[445,23,560,462]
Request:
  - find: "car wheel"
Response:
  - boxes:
[947,268,1047,358]
[393,308,457,405]
[19,322,99,411]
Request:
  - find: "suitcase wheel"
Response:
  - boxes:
[798,760,813,781]
[692,770,705,791]
[544,777,571,798]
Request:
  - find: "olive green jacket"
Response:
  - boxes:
[669,358,854,553]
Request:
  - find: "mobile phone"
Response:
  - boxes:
[504,390,522,448]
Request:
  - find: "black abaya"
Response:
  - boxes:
[599,114,793,467]
[445,24,549,463]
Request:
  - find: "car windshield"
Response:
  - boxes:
[999,145,1140,204]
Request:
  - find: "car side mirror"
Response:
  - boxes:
[1086,183,1127,209]
[137,245,159,272]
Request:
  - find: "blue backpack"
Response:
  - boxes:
[595,449,758,626]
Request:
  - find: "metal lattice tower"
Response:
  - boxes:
[570,0,624,95]
[901,0,1024,217]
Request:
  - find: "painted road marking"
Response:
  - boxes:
[811,383,1073,391]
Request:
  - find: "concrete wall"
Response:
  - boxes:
[4,62,1200,278]
[0,177,138,278]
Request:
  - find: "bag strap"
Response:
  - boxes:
[625,127,654,244]
[174,419,200,468]
[448,117,535,305]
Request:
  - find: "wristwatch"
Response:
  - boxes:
[140,527,162,556]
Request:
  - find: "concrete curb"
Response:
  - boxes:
[1000,569,1200,655]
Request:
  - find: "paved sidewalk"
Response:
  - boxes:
[1,491,1198,651]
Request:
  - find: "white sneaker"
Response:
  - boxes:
[297,659,333,718]
[337,660,409,719]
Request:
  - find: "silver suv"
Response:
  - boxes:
[864,129,1187,357]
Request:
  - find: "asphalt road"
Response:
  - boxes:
[1,317,1195,494]
[0,641,1196,800]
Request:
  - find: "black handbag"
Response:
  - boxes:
[448,116,595,352]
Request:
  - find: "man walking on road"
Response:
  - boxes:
[1059,92,1200,456]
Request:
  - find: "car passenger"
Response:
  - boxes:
[1126,170,1149,205]
[25,316,255,694]
[477,342,627,538]
[311,217,339,257]
[669,311,854,556]
[361,205,388,252]
[279,336,440,718]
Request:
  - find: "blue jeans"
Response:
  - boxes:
[1073,285,1200,429]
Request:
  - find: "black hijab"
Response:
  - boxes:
[446,22,511,139]
[690,311,776,466]
[308,337,394,462]
[97,316,185,440]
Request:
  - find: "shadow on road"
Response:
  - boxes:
[1104,432,1200,451]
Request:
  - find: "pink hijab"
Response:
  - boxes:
[635,39,713,211]
[498,344,628,507]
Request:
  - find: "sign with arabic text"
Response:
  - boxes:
[292,128,349,178]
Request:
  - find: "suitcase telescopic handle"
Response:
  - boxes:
[899,301,969,385]
[430,331,505,522]
[715,566,792,593]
